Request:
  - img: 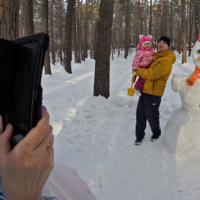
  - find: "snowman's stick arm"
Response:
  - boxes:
[186,67,200,86]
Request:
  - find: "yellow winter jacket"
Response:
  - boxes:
[136,50,176,96]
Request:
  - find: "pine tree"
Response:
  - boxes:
[43,0,52,75]
[0,0,19,40]
[181,0,187,64]
[50,0,55,65]
[63,0,75,73]
[24,0,34,36]
[94,0,114,98]
[124,0,130,59]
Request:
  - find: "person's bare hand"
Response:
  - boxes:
[0,107,54,200]
[132,69,137,73]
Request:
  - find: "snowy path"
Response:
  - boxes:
[42,53,200,200]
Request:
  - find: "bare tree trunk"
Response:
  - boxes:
[195,0,199,38]
[80,0,83,62]
[160,0,164,36]
[73,1,79,63]
[197,0,200,29]
[90,0,94,59]
[118,4,123,57]
[113,0,118,54]
[83,0,88,60]
[77,0,81,62]
[144,7,147,35]
[141,0,143,33]
[193,10,197,44]
[124,0,129,59]
[137,1,140,44]
[54,2,59,57]
[138,0,142,34]
[43,0,51,75]
[134,7,138,47]
[169,4,173,47]
[177,19,181,53]
[41,0,44,32]
[164,0,168,35]
[149,0,152,35]
[155,0,158,46]
[20,0,25,37]
[0,0,19,40]
[24,0,34,36]
[93,0,100,60]
[58,0,64,65]
[63,0,75,73]
[129,2,132,50]
[50,0,55,65]
[188,1,192,57]
[94,0,114,98]
[179,19,182,54]
[181,0,187,64]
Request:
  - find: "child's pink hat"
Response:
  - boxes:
[139,34,152,47]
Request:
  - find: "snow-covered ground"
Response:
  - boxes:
[42,51,200,200]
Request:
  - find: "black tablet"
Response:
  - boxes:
[0,33,49,147]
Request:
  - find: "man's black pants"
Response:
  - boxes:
[136,92,161,140]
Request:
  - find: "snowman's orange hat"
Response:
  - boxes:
[198,32,200,42]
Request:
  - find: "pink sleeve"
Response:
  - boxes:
[137,44,142,51]
[132,51,142,70]
[43,162,97,200]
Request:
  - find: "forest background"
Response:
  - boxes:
[0,0,199,98]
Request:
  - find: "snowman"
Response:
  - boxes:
[187,33,200,86]
[164,33,200,161]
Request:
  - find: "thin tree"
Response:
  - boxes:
[50,0,55,65]
[83,0,88,60]
[93,0,100,60]
[73,0,79,63]
[136,1,140,44]
[24,0,34,36]
[160,0,164,36]
[181,0,187,64]
[19,0,25,37]
[169,2,173,48]
[188,0,192,57]
[63,0,75,73]
[163,0,168,36]
[149,0,152,35]
[117,3,123,56]
[43,0,52,75]
[197,0,200,29]
[138,0,142,34]
[77,0,81,62]
[195,6,199,39]
[90,0,94,59]
[58,0,64,65]
[124,0,130,59]
[94,0,114,98]
[155,0,158,44]
[79,0,83,62]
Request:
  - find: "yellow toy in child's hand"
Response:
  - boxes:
[127,72,136,96]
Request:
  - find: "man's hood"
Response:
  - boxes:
[155,50,176,64]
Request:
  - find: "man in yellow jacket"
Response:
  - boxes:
[134,36,176,145]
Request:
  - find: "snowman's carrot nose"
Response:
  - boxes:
[199,57,200,61]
